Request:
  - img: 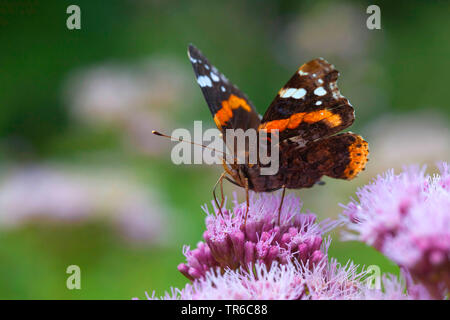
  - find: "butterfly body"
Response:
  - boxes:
[188,44,369,193]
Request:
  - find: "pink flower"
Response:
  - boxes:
[341,163,450,298]
[142,259,429,300]
[138,175,448,300]
[361,269,433,300]
[178,192,337,281]
[302,258,367,300]
[177,262,306,300]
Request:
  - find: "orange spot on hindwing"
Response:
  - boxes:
[343,135,369,179]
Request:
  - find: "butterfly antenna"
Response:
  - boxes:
[152,130,228,156]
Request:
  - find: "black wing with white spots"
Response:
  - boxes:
[259,58,355,143]
[188,44,260,132]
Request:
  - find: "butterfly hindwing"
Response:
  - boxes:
[278,132,369,189]
[188,44,260,133]
[244,132,369,192]
[259,58,355,142]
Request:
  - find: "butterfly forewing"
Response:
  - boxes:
[188,44,260,133]
[259,58,354,143]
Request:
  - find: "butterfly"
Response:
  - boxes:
[165,44,368,223]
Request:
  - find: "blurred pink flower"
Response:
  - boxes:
[341,163,450,298]
[63,57,195,156]
[0,164,169,244]
[178,192,337,281]
[361,269,432,300]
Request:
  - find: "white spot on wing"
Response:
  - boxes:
[280,88,297,98]
[298,70,308,76]
[221,86,226,92]
[314,87,327,96]
[205,64,210,70]
[210,73,220,82]
[317,79,324,85]
[332,91,341,100]
[280,88,308,99]
[315,101,322,106]
[329,82,343,100]
[189,54,197,63]
[292,88,307,99]
[197,75,212,87]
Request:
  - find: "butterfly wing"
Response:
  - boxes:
[259,58,354,143]
[188,44,261,133]
[278,132,369,188]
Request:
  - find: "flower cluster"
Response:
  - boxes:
[160,262,305,300]
[139,164,449,300]
[341,163,450,298]
[178,192,336,281]
[145,260,431,300]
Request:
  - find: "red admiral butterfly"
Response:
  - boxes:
[155,44,369,224]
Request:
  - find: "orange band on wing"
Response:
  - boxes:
[214,94,252,129]
[259,110,342,133]
[342,135,369,179]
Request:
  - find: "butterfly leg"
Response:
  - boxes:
[244,177,249,226]
[213,172,226,216]
[277,185,286,226]
[235,168,250,226]
[219,172,225,210]
[224,176,241,187]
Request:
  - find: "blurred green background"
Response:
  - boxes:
[0,0,449,299]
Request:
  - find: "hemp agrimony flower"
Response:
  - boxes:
[178,192,336,280]
[341,163,450,298]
